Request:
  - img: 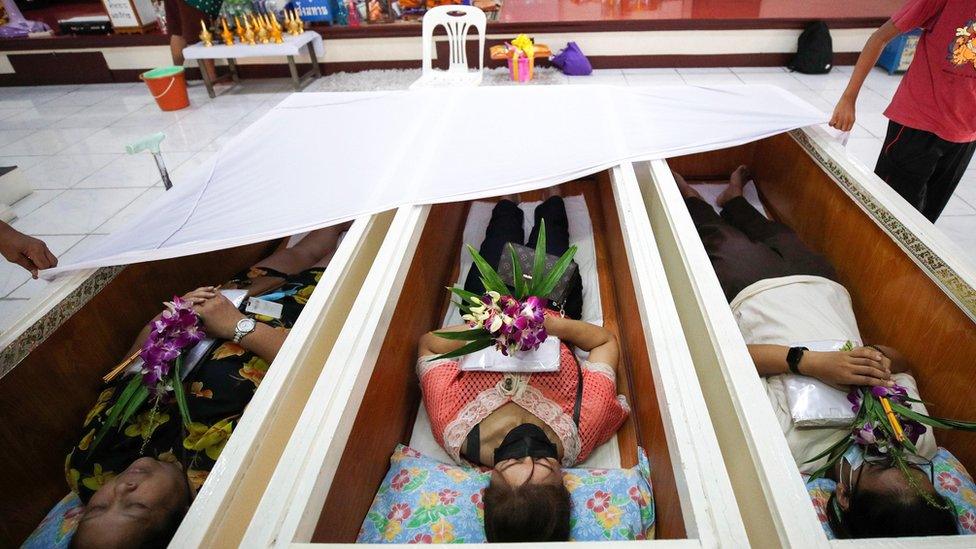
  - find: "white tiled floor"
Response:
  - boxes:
[0,66,974,335]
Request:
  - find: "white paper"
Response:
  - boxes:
[458,336,560,373]
[245,297,284,320]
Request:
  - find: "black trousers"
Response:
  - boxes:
[463,196,584,320]
[686,196,838,302]
[875,120,976,223]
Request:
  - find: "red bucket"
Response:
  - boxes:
[141,66,190,111]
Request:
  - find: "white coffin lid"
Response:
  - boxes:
[238,164,750,547]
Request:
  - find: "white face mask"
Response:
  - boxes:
[843,444,865,487]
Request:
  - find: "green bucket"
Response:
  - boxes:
[141,66,185,80]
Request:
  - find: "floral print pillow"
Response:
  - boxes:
[933,447,976,534]
[358,445,491,543]
[806,477,837,539]
[357,444,655,543]
[23,492,82,549]
[806,447,976,537]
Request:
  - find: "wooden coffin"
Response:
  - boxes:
[236,169,749,548]
[636,126,976,548]
[0,213,395,548]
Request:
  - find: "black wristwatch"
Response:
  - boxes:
[787,346,808,375]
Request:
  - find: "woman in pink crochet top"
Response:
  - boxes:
[417,197,630,543]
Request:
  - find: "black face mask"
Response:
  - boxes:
[493,423,558,464]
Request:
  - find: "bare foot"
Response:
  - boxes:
[672,170,702,200]
[717,165,750,207]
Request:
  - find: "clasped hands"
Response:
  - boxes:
[181,286,248,341]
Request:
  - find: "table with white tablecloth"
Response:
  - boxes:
[182,31,324,97]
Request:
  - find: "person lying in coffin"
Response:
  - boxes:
[417,196,630,543]
[65,223,351,549]
[675,166,959,539]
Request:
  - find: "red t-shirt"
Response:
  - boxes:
[885,0,976,143]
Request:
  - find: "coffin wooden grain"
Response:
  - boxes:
[640,127,976,548]
[236,168,749,548]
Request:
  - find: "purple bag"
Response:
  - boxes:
[551,42,593,76]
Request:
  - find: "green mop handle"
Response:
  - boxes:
[126,132,172,190]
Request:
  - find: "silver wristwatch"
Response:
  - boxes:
[233,318,257,344]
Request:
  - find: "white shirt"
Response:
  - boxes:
[730,275,861,347]
[731,275,936,473]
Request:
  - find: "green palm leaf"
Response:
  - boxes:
[433,339,494,361]
[891,402,976,430]
[89,375,143,458]
[119,385,149,426]
[536,245,578,298]
[448,288,481,314]
[173,355,192,428]
[467,245,509,295]
[529,220,548,295]
[509,243,527,299]
[433,328,493,341]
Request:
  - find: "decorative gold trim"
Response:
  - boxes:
[790,129,976,320]
[0,266,125,379]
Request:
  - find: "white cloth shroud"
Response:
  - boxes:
[46,84,827,278]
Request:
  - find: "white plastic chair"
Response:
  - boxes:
[409,5,486,89]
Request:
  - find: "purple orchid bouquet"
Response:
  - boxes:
[90,297,204,454]
[433,220,576,361]
[807,342,976,505]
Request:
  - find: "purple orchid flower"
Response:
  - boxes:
[902,418,925,446]
[870,383,910,403]
[847,388,863,413]
[137,296,205,392]
[853,421,877,446]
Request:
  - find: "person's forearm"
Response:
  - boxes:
[544,316,612,351]
[747,344,791,376]
[238,324,289,364]
[841,21,900,101]
[418,324,470,357]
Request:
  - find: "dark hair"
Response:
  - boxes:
[483,476,571,542]
[827,487,957,538]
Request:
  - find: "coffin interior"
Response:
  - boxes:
[313,176,686,542]
[0,241,278,547]
[667,132,976,472]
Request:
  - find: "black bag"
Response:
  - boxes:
[789,21,833,74]
[497,242,579,305]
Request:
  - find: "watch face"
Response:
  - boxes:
[238,318,257,331]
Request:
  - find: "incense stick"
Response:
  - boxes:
[880,396,906,442]
[103,350,141,383]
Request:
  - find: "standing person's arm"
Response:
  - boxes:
[829,20,902,131]
[0,221,57,278]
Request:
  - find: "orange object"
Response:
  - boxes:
[490,43,552,60]
[141,66,190,111]
[880,397,906,443]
